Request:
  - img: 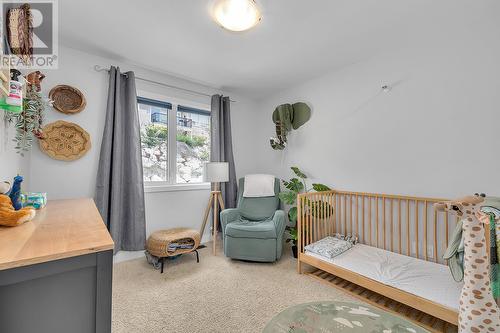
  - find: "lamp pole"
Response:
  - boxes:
[200,162,228,255]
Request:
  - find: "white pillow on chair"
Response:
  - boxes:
[243,174,275,198]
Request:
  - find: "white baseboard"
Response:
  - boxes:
[113,251,144,263]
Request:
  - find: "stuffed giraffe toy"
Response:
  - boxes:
[435,194,500,333]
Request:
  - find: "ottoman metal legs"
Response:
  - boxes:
[160,249,200,274]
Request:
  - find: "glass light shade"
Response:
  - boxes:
[204,162,229,183]
[212,0,261,32]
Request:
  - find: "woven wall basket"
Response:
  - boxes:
[49,85,87,114]
[39,121,91,161]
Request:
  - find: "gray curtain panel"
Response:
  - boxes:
[211,95,237,208]
[95,66,146,252]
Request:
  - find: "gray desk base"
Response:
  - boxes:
[0,250,113,333]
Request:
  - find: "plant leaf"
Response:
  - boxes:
[288,206,298,224]
[283,177,303,193]
[308,199,334,218]
[291,166,307,179]
[312,183,331,192]
[278,191,296,205]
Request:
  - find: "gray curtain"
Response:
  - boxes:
[211,95,237,208]
[95,66,146,252]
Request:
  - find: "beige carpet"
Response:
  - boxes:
[112,244,358,333]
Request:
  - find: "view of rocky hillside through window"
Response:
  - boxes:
[138,101,210,183]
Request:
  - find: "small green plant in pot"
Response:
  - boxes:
[279,167,331,258]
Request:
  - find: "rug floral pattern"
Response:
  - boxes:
[263,302,429,333]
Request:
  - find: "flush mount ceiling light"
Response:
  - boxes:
[212,0,261,32]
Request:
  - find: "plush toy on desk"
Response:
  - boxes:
[9,175,24,210]
[0,181,11,195]
[0,181,36,227]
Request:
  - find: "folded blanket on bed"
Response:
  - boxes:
[305,234,357,259]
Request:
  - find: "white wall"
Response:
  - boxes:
[25,46,259,260]
[254,18,500,199]
[0,118,30,186]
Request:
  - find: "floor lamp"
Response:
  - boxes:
[200,162,228,255]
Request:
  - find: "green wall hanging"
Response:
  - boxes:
[270,102,311,150]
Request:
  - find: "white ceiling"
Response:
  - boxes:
[59,0,499,97]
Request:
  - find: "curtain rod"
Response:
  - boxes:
[93,65,236,102]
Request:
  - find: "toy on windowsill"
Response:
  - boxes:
[0,181,36,227]
[9,175,24,210]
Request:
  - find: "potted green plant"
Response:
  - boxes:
[279,167,331,258]
[285,225,298,257]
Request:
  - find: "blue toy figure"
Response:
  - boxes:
[9,175,23,210]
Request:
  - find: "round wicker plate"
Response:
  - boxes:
[39,120,91,161]
[49,85,86,114]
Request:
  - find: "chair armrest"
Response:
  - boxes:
[220,208,241,234]
[272,210,286,238]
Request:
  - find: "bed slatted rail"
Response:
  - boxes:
[297,190,460,265]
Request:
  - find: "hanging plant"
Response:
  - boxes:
[5,83,50,155]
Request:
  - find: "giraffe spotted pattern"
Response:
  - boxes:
[436,195,500,333]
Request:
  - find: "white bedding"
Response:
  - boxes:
[306,243,463,310]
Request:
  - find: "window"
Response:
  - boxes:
[138,96,211,186]
[138,97,171,182]
[151,112,168,125]
[176,105,211,183]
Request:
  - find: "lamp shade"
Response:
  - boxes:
[204,162,229,183]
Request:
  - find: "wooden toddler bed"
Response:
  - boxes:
[296,190,491,333]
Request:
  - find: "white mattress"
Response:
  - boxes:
[306,243,463,310]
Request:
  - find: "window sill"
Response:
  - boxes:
[144,182,211,193]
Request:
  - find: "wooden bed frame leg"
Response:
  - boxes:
[297,259,302,274]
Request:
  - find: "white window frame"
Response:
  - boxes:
[138,90,211,192]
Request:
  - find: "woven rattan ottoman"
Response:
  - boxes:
[146,228,201,273]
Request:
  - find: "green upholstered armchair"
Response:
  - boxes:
[220,177,285,262]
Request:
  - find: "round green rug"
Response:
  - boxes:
[263,301,429,333]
